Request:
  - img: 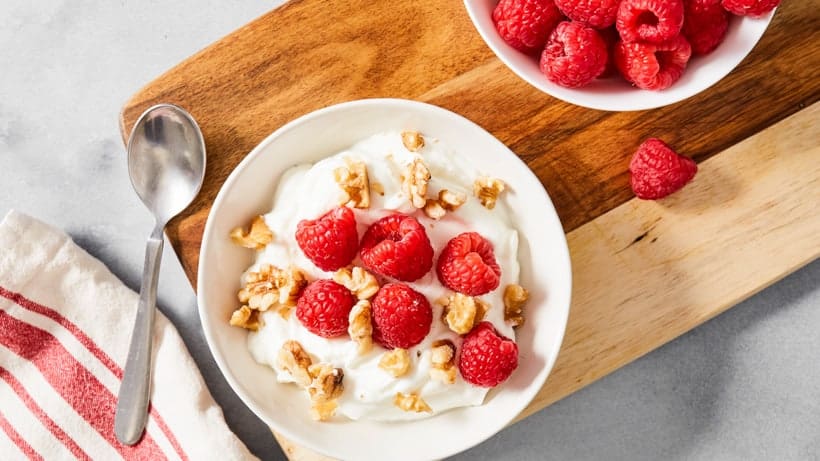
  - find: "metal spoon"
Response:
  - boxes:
[115,104,206,445]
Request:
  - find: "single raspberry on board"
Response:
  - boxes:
[296,279,357,338]
[683,0,729,55]
[629,138,698,200]
[616,0,685,43]
[458,322,519,387]
[721,0,780,17]
[371,283,433,349]
[614,35,692,90]
[492,0,564,54]
[554,0,620,29]
[437,232,501,296]
[295,206,359,272]
[540,21,608,88]
[360,214,434,282]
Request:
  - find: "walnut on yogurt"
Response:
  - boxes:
[429,339,457,385]
[276,340,345,421]
[230,264,307,325]
[503,284,529,328]
[334,158,370,209]
[440,292,488,335]
[473,176,506,210]
[229,215,273,250]
[394,392,432,413]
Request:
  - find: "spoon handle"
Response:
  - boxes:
[115,228,164,445]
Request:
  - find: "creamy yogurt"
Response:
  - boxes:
[245,131,520,421]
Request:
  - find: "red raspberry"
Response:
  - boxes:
[629,138,698,200]
[295,206,358,272]
[616,0,685,43]
[721,0,779,17]
[437,232,501,296]
[458,322,519,387]
[614,35,692,90]
[683,0,729,55]
[540,21,608,88]
[492,0,564,55]
[370,283,432,349]
[296,280,356,338]
[554,0,620,29]
[359,214,434,282]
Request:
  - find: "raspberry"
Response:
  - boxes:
[616,0,685,43]
[554,0,620,29]
[539,21,608,88]
[371,283,432,349]
[721,0,780,16]
[492,0,564,55]
[360,214,434,282]
[458,322,519,387]
[295,206,358,272]
[437,232,501,296]
[614,35,692,90]
[683,0,729,55]
[296,280,356,338]
[629,138,698,200]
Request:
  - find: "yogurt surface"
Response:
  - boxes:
[245,131,520,421]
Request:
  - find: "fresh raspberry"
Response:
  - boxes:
[616,0,685,43]
[370,283,432,349]
[614,35,692,90]
[721,0,779,16]
[437,232,501,296]
[492,0,564,55]
[359,214,434,282]
[540,21,608,88]
[296,280,356,338]
[629,138,698,200]
[554,0,620,29]
[458,322,519,387]
[295,206,358,272]
[683,0,729,55]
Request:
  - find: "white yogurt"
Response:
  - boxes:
[245,131,520,421]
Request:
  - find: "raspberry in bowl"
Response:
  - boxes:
[197,99,571,460]
[464,0,777,110]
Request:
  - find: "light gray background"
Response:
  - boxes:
[1,1,817,460]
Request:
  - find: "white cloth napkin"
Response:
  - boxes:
[0,210,257,460]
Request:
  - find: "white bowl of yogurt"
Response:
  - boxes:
[198,98,572,460]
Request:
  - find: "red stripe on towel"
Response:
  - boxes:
[0,409,44,461]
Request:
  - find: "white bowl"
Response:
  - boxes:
[198,98,572,460]
[463,0,774,111]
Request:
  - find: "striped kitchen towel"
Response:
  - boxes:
[0,210,256,460]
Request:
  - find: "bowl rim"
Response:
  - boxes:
[197,98,573,460]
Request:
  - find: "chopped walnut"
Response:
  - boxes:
[277,340,313,387]
[309,396,338,422]
[334,158,370,208]
[473,176,506,210]
[348,300,373,355]
[504,284,529,327]
[229,306,260,331]
[394,392,432,413]
[306,364,344,421]
[440,293,488,335]
[429,339,457,384]
[229,216,273,250]
[379,348,411,378]
[401,131,424,152]
[333,266,379,300]
[371,181,385,196]
[423,199,446,220]
[236,265,307,318]
[401,157,431,209]
[423,189,468,220]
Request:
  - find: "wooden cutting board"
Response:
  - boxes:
[119,0,820,458]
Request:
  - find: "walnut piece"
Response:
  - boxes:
[401,131,424,152]
[473,176,506,210]
[440,293,488,335]
[348,300,373,355]
[229,306,260,331]
[429,339,457,384]
[308,364,345,400]
[504,284,529,327]
[423,189,467,220]
[379,348,411,378]
[334,158,370,209]
[394,392,432,413]
[309,397,338,422]
[333,266,379,300]
[276,340,313,387]
[423,199,446,220]
[229,216,273,250]
[236,264,307,319]
[401,157,431,209]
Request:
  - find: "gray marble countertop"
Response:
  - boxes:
[1,2,818,460]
